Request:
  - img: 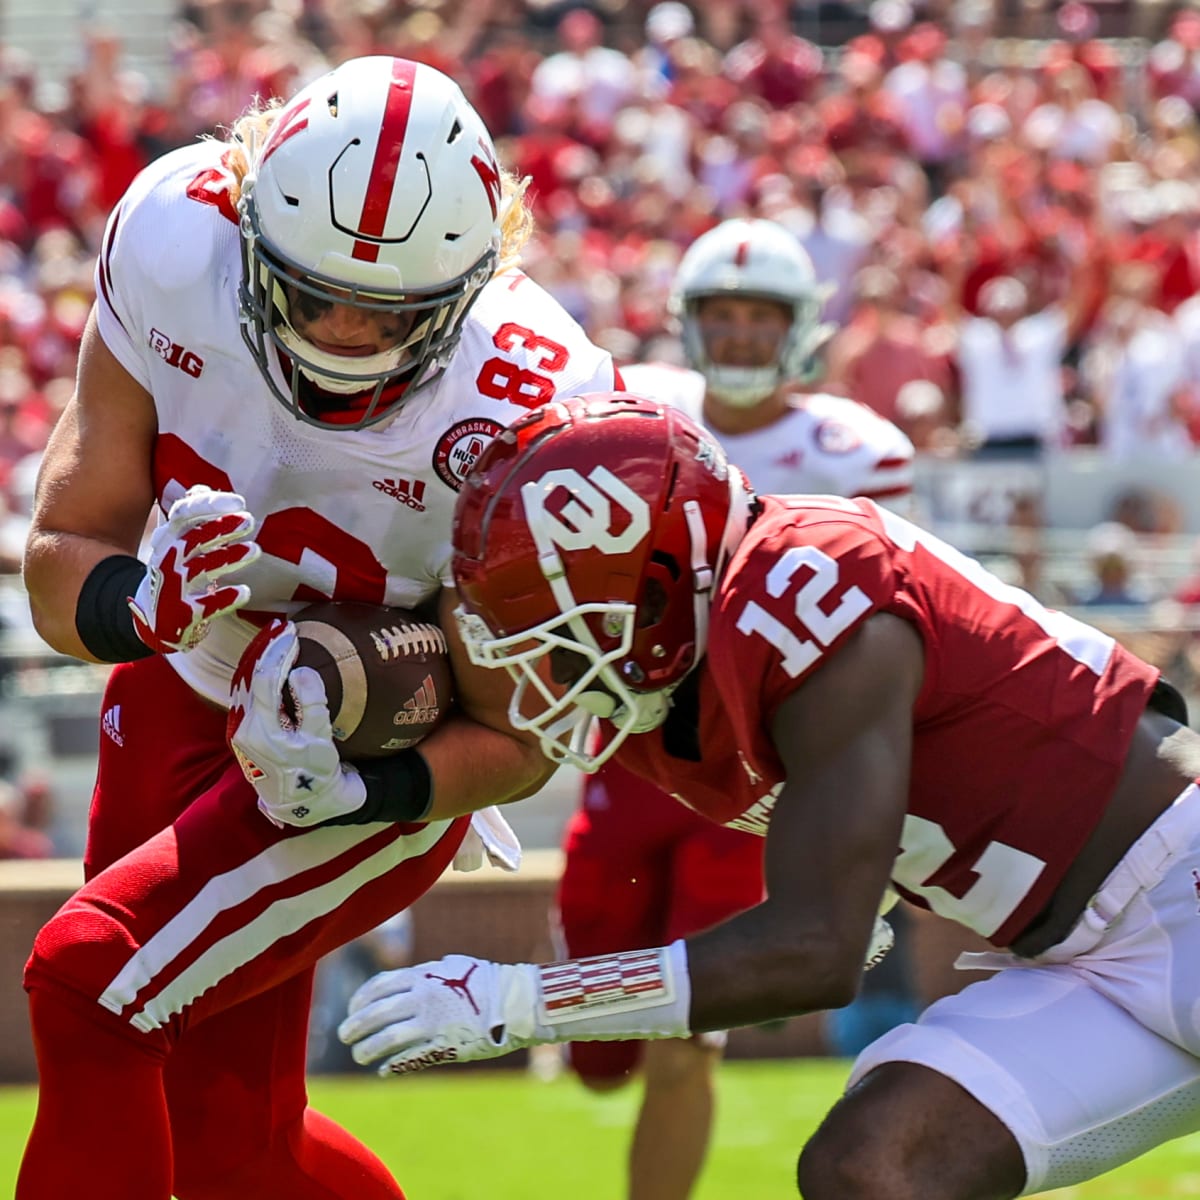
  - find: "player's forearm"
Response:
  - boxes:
[682,905,859,1033]
[24,530,141,661]
[338,916,892,1075]
[419,714,555,819]
[518,909,869,1045]
[516,913,870,1047]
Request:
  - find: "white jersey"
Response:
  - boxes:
[620,363,914,503]
[95,142,618,706]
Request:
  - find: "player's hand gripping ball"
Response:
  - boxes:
[290,601,453,758]
[227,605,453,828]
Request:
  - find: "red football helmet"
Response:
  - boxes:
[451,393,754,770]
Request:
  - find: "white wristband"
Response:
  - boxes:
[530,939,692,1043]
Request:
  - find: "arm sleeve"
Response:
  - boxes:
[93,200,153,390]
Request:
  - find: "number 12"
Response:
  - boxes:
[736,546,872,677]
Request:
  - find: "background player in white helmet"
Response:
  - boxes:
[627,216,914,502]
[553,218,916,1200]
[19,57,620,1199]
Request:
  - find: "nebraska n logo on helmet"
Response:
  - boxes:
[449,394,755,772]
[237,57,509,430]
[470,139,502,220]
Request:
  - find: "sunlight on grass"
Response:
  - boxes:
[3,1060,1200,1198]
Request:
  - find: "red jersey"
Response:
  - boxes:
[615,496,1158,947]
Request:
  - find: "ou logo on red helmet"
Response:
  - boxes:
[521,466,651,558]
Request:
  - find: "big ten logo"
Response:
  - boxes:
[149,329,205,379]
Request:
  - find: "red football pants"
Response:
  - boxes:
[21,655,468,1198]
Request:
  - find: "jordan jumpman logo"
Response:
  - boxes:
[426,963,481,1014]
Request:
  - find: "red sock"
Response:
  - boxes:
[282,1108,406,1200]
[18,985,173,1200]
[165,975,406,1200]
[168,1106,406,1200]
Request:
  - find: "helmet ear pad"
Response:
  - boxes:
[640,571,673,626]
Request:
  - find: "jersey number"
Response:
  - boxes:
[735,545,872,677]
[154,434,388,605]
[475,322,569,409]
[896,815,1045,938]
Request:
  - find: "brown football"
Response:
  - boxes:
[290,601,453,760]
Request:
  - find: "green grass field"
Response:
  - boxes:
[3,1060,1199,1197]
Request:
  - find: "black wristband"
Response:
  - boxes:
[75,554,155,663]
[322,750,434,826]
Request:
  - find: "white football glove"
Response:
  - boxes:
[227,619,368,828]
[338,954,544,1075]
[129,485,260,654]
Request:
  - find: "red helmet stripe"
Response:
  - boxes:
[353,58,419,262]
[733,239,750,267]
[259,98,311,169]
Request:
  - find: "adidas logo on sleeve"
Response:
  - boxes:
[102,705,125,747]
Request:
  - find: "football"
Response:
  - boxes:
[290,601,454,759]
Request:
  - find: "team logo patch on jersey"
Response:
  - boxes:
[813,419,862,455]
[433,418,505,491]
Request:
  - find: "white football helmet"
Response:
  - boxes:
[669,218,834,408]
[238,57,505,429]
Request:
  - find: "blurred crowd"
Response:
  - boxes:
[7,0,1200,585]
[0,742,54,859]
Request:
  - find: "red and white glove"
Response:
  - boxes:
[129,485,260,654]
[227,620,368,828]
